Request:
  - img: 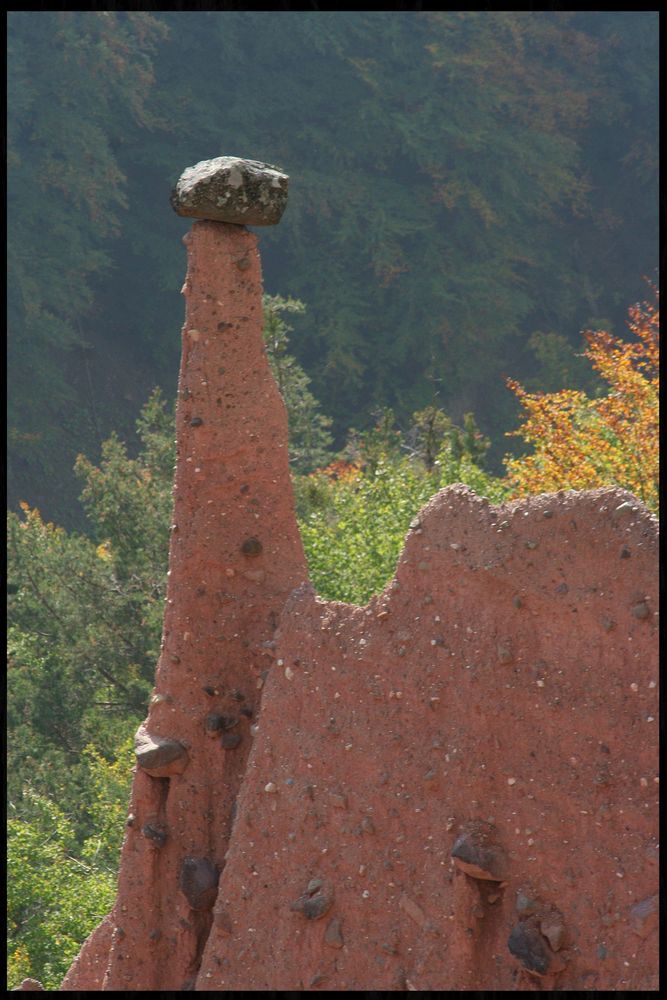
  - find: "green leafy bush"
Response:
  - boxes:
[7,791,118,990]
[297,417,508,604]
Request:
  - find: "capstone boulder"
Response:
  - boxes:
[170,156,288,225]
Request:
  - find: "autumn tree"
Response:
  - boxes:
[504,288,658,512]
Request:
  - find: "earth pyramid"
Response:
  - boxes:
[55,158,658,992]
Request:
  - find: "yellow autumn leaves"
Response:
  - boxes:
[505,287,659,513]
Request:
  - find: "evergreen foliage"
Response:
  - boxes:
[7,12,169,513]
[6,11,658,525]
[262,295,333,471]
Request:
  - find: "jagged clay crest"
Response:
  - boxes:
[58,158,658,991]
[63,481,658,991]
[195,485,658,992]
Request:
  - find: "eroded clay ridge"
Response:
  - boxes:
[193,484,658,992]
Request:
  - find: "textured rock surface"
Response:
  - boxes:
[61,215,658,991]
[170,156,288,225]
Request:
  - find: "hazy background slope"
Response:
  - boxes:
[7,11,658,528]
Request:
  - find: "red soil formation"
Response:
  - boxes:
[62,221,308,990]
[61,221,658,991]
[197,485,658,991]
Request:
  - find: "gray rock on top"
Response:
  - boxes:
[170,156,288,226]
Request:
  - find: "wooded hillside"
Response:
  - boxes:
[7,11,658,527]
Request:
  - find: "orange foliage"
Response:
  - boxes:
[505,287,658,512]
[315,459,363,483]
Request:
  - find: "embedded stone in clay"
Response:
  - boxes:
[451,821,508,881]
[134,724,188,776]
[290,877,334,920]
[508,920,554,976]
[179,857,220,911]
[170,156,288,225]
